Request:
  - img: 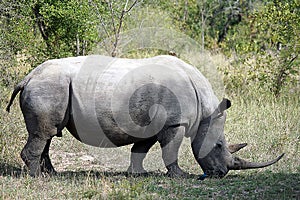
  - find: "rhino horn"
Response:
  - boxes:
[228,143,247,154]
[228,153,284,170]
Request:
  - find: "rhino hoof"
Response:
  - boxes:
[127,165,147,175]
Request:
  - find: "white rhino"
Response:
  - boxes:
[6,55,283,178]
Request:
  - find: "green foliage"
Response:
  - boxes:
[221,0,299,96]
[148,0,253,49]
[253,0,299,96]
[0,1,40,86]
[0,0,100,87]
[0,0,299,94]
[29,0,99,58]
[142,0,299,97]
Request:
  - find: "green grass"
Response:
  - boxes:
[1,85,299,199]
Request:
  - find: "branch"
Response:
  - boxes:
[108,0,117,39]
[124,0,138,13]
[288,54,298,66]
[274,54,299,97]
[111,0,138,57]
[32,4,48,42]
[88,0,110,39]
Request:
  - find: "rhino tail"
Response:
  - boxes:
[6,77,30,113]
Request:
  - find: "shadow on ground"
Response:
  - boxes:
[0,162,23,177]
[0,161,200,179]
[1,161,299,182]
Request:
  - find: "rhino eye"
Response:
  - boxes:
[212,112,223,120]
[216,112,224,118]
[216,141,223,148]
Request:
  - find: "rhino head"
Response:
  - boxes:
[191,98,284,178]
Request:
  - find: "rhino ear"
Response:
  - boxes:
[218,98,231,113]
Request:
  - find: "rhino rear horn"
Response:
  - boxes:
[228,143,247,154]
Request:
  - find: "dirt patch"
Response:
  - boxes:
[49,135,194,174]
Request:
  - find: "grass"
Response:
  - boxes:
[0,84,299,199]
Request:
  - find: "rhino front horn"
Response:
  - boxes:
[228,153,284,170]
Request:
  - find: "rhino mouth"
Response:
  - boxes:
[204,167,229,178]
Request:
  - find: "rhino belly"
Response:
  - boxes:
[69,83,182,148]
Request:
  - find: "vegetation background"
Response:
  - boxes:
[0,0,299,199]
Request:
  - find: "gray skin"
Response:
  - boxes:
[6,55,284,178]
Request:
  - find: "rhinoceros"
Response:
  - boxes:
[6,55,283,178]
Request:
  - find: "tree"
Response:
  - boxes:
[31,0,99,57]
[253,0,299,96]
[221,0,300,96]
[0,0,100,86]
[89,0,140,57]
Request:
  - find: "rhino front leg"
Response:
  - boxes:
[40,138,56,174]
[21,134,48,177]
[127,136,157,174]
[158,126,187,177]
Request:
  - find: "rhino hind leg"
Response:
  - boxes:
[40,138,56,174]
[21,134,48,177]
[158,126,188,177]
[127,136,157,174]
[20,110,67,176]
[20,80,70,176]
